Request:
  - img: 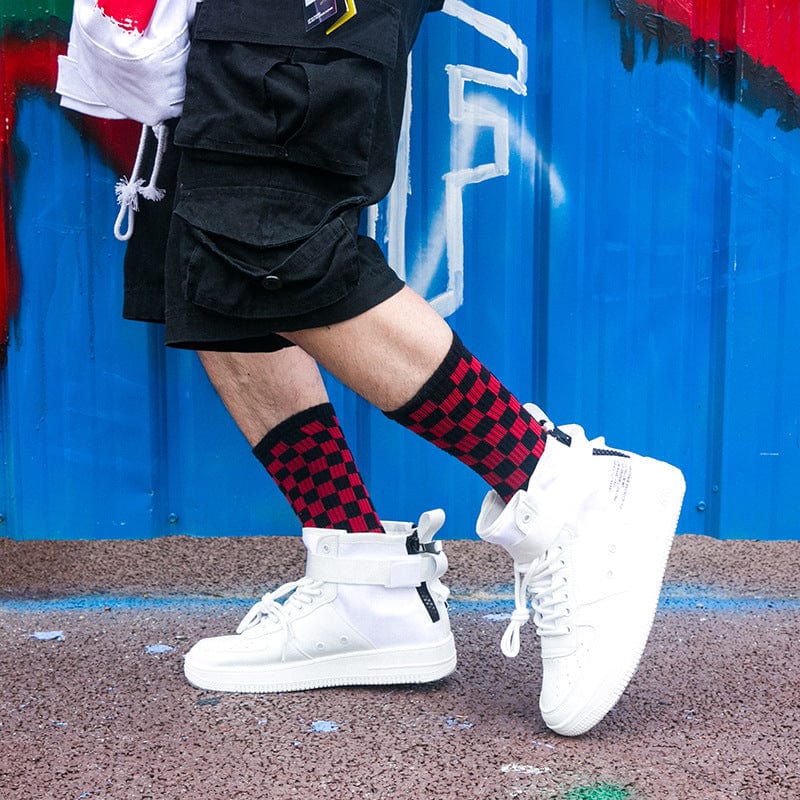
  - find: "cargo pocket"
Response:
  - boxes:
[175,187,363,319]
[175,0,399,176]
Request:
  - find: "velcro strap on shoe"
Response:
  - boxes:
[305,552,439,588]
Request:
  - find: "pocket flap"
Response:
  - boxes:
[174,186,338,247]
[176,202,362,320]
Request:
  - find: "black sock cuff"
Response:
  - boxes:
[384,330,467,422]
[252,403,336,464]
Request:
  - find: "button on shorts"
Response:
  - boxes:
[122,0,444,352]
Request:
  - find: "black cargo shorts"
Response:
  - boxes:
[123,0,444,352]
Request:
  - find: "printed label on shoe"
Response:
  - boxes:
[608,459,631,509]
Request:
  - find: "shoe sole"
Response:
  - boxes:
[542,459,686,736]
[184,634,457,693]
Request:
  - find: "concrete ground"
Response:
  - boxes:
[1,533,799,800]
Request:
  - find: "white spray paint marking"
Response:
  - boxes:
[530,739,557,750]
[31,630,64,641]
[409,93,565,305]
[373,1,565,317]
[386,53,414,282]
[145,643,175,654]
[501,764,552,775]
[309,719,340,733]
[436,0,528,315]
[444,715,475,729]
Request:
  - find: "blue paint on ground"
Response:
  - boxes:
[658,584,800,613]
[145,643,175,655]
[309,720,339,733]
[2,584,799,616]
[459,584,800,615]
[31,630,65,641]
[0,595,253,614]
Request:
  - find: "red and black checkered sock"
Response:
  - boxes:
[385,333,546,503]
[253,404,383,533]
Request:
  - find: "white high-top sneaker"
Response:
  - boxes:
[184,510,457,692]
[476,405,685,736]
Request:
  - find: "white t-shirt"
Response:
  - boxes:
[56,0,199,126]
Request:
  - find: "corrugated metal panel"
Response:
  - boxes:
[1,0,799,540]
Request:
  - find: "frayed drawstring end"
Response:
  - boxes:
[113,123,170,241]
[138,184,166,202]
[138,122,169,202]
[114,177,145,209]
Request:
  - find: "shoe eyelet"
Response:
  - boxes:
[609,544,617,554]
[339,635,349,645]
[607,570,614,579]
[316,642,325,650]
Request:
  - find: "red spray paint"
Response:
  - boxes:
[1,1,799,366]
[0,33,139,366]
[653,0,800,95]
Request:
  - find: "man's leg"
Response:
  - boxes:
[279,286,685,737]
[199,347,383,532]
[169,0,682,734]
[281,286,548,504]
[280,286,454,412]
[199,347,328,446]
[184,345,458,693]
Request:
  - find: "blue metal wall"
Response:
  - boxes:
[2,0,799,540]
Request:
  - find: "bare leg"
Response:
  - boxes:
[279,286,454,412]
[199,347,329,446]
[280,283,547,504]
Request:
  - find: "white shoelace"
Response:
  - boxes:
[501,545,571,658]
[235,577,325,660]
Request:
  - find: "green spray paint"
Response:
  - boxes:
[2,0,73,27]
[561,785,631,800]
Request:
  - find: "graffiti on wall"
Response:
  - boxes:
[613,0,800,130]
[369,0,565,319]
[0,7,139,366]
[1,0,799,366]
[0,27,65,368]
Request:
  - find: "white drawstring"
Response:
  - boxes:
[113,123,169,242]
[139,122,168,202]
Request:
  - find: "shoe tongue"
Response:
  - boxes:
[507,492,566,563]
[476,490,559,564]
